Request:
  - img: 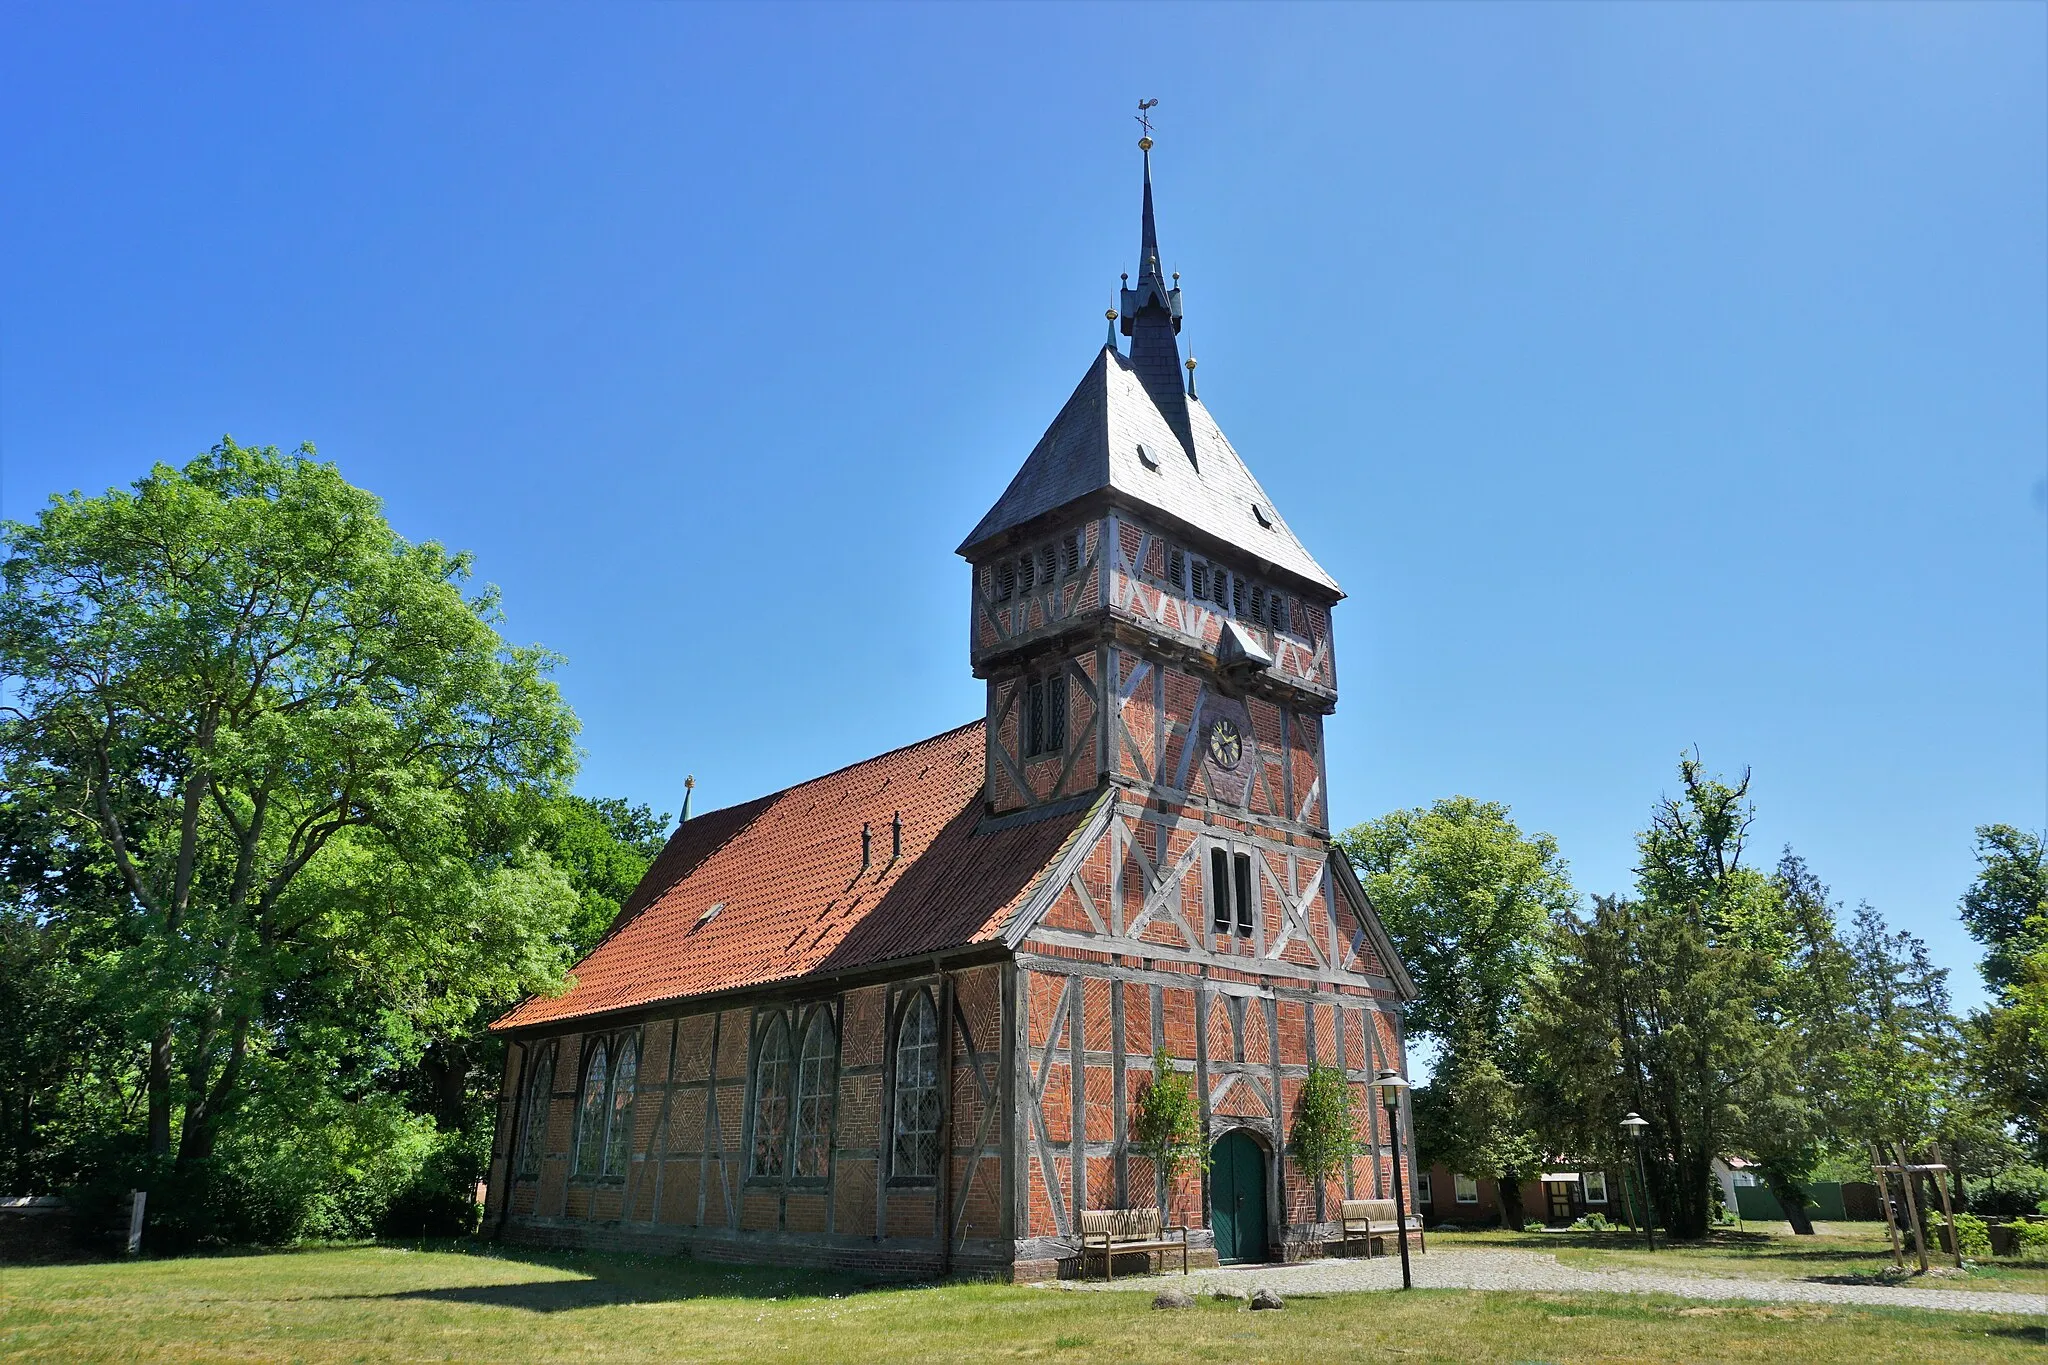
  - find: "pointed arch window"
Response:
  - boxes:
[604,1037,638,1177]
[573,1041,609,1177]
[891,990,942,1180]
[517,1045,554,1176]
[794,1011,838,1179]
[750,1015,793,1177]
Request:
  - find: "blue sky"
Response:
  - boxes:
[3,3,2042,1010]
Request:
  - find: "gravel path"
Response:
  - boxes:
[1054,1248,2048,1316]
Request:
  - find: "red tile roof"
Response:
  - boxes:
[493,720,1095,1031]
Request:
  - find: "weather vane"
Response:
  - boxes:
[1135,98,1159,142]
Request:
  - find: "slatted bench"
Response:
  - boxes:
[1079,1207,1190,1280]
[1339,1198,1421,1259]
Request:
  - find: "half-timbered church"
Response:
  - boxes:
[485,134,1418,1280]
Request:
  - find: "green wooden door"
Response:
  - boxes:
[1209,1130,1268,1264]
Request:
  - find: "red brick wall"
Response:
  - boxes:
[491,964,1012,1276]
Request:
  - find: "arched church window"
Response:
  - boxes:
[794,1010,838,1179]
[604,1036,637,1177]
[891,991,942,1179]
[751,1015,793,1177]
[517,1045,554,1176]
[573,1041,608,1177]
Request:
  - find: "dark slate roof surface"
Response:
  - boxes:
[958,346,1340,596]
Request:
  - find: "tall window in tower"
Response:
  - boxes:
[1023,668,1067,758]
[1210,846,1256,937]
[1210,848,1231,933]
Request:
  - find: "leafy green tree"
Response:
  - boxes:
[1340,797,1575,1230]
[1959,825,2047,995]
[399,792,668,1133]
[1960,826,2048,1159]
[1533,756,1795,1240]
[0,439,580,1190]
[538,795,672,955]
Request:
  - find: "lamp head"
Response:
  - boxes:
[1620,1112,1649,1138]
[1373,1069,1409,1111]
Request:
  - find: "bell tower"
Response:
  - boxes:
[959,131,1342,840]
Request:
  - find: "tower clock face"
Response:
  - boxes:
[1206,717,1243,770]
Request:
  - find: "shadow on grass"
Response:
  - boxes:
[330,1239,900,1313]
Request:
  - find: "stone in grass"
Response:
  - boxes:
[1152,1289,1195,1310]
[1212,1286,1249,1302]
[1250,1288,1285,1311]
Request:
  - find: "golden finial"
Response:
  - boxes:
[1136,98,1158,150]
[1185,356,1197,372]
[1106,309,1118,321]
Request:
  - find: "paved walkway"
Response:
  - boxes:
[1055,1248,2048,1316]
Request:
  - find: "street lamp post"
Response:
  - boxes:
[1620,1112,1655,1252]
[1373,1069,1414,1290]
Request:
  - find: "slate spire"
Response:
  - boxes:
[1119,137,1195,461]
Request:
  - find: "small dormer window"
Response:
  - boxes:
[1061,532,1082,576]
[1136,443,1160,471]
[1252,503,1273,529]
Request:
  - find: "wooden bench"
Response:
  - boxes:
[1078,1207,1190,1280]
[1339,1198,1421,1259]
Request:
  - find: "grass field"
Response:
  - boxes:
[2,1239,2044,1364]
[1431,1221,2048,1295]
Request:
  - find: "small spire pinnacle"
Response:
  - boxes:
[1117,104,1193,458]
[1185,355,1198,398]
[679,774,695,825]
[1105,308,1119,349]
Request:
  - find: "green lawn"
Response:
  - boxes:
[2,1243,2044,1364]
[1428,1221,2048,1296]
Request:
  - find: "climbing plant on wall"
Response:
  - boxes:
[1292,1063,1362,1198]
[1132,1049,1208,1220]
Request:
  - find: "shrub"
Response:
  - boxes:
[2011,1219,2048,1259]
[1289,1065,1362,1192]
[1568,1212,1613,1232]
[1965,1164,2048,1218]
[1951,1212,1992,1258]
[382,1125,487,1239]
[1132,1050,1207,1220]
[1523,1219,1545,1232]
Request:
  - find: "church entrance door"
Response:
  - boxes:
[1209,1130,1269,1264]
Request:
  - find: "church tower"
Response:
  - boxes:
[959,133,1342,874]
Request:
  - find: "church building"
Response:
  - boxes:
[484,134,1418,1281]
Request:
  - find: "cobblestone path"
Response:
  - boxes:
[1056,1248,2048,1316]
